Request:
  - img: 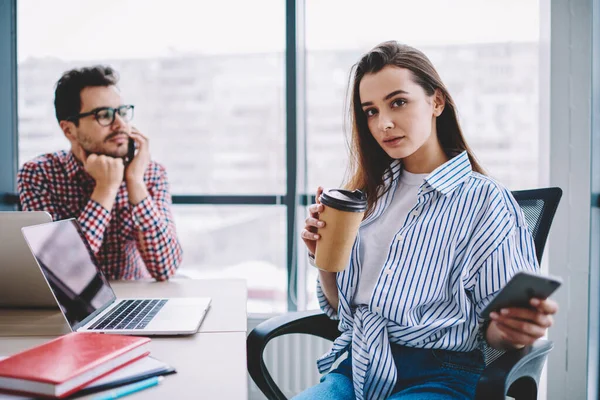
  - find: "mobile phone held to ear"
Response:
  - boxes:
[125,138,136,165]
[480,271,562,319]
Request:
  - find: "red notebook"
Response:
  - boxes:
[0,332,150,398]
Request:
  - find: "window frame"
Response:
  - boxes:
[0,0,18,212]
[590,0,600,396]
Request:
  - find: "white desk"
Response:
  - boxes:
[0,279,248,400]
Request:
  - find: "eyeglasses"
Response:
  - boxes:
[67,105,135,127]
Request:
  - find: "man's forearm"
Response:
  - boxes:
[135,225,182,280]
[90,185,119,211]
[131,196,182,280]
[127,181,149,205]
[77,198,113,255]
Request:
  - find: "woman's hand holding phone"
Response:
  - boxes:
[481,271,560,349]
[487,297,558,349]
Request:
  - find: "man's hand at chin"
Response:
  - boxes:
[73,142,124,211]
[85,154,124,190]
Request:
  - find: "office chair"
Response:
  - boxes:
[248,187,562,400]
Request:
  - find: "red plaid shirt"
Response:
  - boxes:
[17,150,183,281]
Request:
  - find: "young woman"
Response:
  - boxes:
[297,41,558,400]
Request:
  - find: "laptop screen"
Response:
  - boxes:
[21,219,116,329]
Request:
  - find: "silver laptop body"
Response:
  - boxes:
[0,211,57,308]
[21,219,211,335]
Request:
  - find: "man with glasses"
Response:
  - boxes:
[17,66,183,281]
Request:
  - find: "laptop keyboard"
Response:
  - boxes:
[88,299,168,330]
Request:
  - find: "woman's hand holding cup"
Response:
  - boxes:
[302,186,325,256]
[303,187,367,272]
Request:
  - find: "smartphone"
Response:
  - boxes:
[480,271,562,319]
[124,138,136,165]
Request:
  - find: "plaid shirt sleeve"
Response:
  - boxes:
[17,161,112,254]
[131,164,183,281]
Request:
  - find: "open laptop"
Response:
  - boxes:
[0,211,57,308]
[21,218,211,335]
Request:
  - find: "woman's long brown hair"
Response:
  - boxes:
[344,41,484,217]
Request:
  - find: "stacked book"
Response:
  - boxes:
[0,332,175,398]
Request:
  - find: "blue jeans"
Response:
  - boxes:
[292,345,484,399]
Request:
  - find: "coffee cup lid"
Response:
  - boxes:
[320,189,367,212]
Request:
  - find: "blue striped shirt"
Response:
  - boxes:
[315,151,539,400]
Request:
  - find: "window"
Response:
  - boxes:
[304,0,542,308]
[172,205,287,313]
[17,0,287,313]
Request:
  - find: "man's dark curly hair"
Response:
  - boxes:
[54,65,119,125]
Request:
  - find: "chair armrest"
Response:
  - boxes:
[247,310,338,400]
[476,340,553,400]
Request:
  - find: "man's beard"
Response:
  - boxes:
[79,132,128,159]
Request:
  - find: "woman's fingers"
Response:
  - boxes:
[301,229,320,241]
[305,216,324,228]
[530,298,559,315]
[495,307,553,328]
[303,186,325,250]
[316,186,324,204]
[308,203,324,215]
[494,321,537,346]
[494,314,547,338]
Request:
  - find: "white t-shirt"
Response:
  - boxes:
[353,170,429,306]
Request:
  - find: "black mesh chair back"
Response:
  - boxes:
[512,188,562,264]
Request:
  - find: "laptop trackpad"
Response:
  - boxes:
[145,298,209,331]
